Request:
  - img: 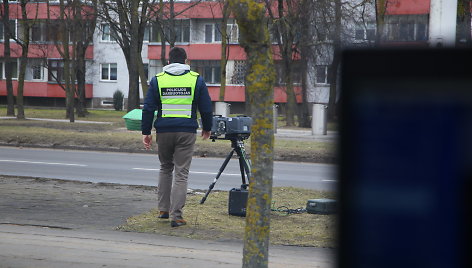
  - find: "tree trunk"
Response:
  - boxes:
[375,0,388,45]
[327,50,340,121]
[229,1,276,267]
[298,44,311,128]
[126,0,142,111]
[2,0,15,116]
[298,1,312,128]
[219,1,230,102]
[127,53,141,111]
[327,0,342,121]
[158,0,167,66]
[76,50,87,117]
[276,0,297,127]
[17,57,26,120]
[59,0,74,122]
[284,62,296,126]
[457,0,472,47]
[138,54,149,99]
[16,0,30,120]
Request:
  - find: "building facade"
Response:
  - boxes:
[1,0,446,112]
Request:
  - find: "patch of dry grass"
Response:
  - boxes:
[0,107,127,123]
[0,122,335,162]
[0,107,336,162]
[118,187,337,248]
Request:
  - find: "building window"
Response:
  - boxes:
[144,25,150,42]
[32,65,42,80]
[274,61,302,86]
[230,60,246,85]
[316,24,333,43]
[168,20,190,43]
[205,23,222,43]
[355,23,376,42]
[226,23,239,43]
[177,20,190,43]
[315,65,328,84]
[48,60,64,82]
[101,63,117,81]
[28,59,44,80]
[386,15,428,42]
[47,21,64,42]
[1,60,19,79]
[142,63,149,82]
[101,24,116,42]
[0,20,17,41]
[149,23,162,42]
[150,20,189,43]
[191,60,221,84]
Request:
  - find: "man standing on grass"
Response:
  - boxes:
[142,47,213,227]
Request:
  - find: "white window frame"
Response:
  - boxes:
[191,60,221,85]
[1,60,19,80]
[1,19,17,41]
[100,63,117,82]
[143,25,150,42]
[27,59,45,81]
[354,23,376,42]
[315,65,329,85]
[100,24,116,42]
[226,23,239,44]
[230,60,246,85]
[205,23,222,43]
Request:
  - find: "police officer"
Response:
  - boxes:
[142,47,213,227]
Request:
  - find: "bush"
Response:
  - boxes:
[113,90,124,111]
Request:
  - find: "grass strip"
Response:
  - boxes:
[118,187,336,248]
[0,122,335,162]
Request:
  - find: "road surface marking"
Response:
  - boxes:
[133,168,240,176]
[0,159,87,167]
[190,171,240,176]
[132,168,159,171]
[322,179,337,182]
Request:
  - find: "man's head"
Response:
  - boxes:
[169,47,187,64]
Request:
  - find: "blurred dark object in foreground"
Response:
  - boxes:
[338,48,472,268]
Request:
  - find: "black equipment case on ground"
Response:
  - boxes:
[306,199,337,214]
[228,188,248,217]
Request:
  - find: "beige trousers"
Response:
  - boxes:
[156,132,196,220]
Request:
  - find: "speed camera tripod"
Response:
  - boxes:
[200,135,251,204]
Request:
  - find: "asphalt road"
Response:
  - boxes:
[0,146,337,191]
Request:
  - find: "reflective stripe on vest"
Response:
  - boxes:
[157,71,198,118]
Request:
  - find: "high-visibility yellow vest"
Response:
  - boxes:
[156,71,198,118]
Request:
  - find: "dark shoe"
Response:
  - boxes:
[158,211,169,219]
[170,219,187,227]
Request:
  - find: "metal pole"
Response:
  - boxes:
[273,104,278,133]
[215,101,229,117]
[312,104,327,135]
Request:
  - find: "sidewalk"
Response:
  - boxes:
[0,175,334,268]
[275,128,338,142]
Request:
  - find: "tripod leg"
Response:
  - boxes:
[200,149,235,204]
[235,145,251,189]
[238,156,247,186]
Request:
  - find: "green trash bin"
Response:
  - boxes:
[122,109,157,131]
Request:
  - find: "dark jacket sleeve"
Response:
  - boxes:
[141,77,158,135]
[196,76,213,131]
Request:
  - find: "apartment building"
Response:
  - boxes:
[0,0,438,112]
